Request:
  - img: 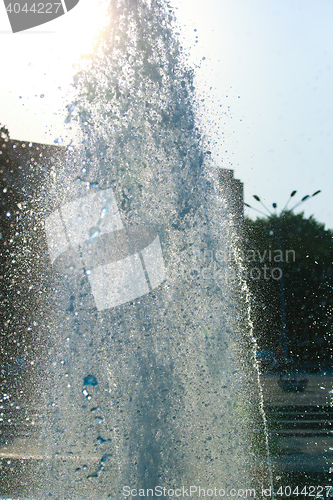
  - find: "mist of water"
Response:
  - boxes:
[29,1,272,497]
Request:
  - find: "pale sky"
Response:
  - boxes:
[1,0,333,228]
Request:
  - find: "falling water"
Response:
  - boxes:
[22,0,272,498]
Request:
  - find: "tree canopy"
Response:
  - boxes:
[244,211,333,367]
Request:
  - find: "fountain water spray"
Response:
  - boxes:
[9,0,273,497]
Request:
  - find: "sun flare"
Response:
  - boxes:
[1,0,110,143]
[56,0,109,68]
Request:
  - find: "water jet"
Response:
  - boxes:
[0,1,272,498]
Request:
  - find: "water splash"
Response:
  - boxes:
[33,0,272,498]
[84,375,98,386]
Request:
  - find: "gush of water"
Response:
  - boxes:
[27,1,272,498]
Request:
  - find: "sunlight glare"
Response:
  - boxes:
[0,0,110,143]
[58,0,109,67]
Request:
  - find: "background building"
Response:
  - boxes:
[218,168,244,228]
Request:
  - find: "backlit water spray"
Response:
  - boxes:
[31,0,272,497]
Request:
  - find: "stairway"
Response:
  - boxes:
[0,399,41,447]
[265,403,333,478]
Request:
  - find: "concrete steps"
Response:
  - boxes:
[265,404,333,434]
[0,400,42,447]
[265,404,333,475]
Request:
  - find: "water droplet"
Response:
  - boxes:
[84,375,98,386]
[40,94,45,98]
[82,389,89,397]
[91,407,101,413]
[96,435,110,444]
[87,471,99,478]
[66,102,77,113]
[54,138,63,144]
[89,227,100,241]
[95,416,104,424]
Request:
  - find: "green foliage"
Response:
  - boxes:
[244,211,333,365]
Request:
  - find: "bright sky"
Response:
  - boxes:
[1,0,333,228]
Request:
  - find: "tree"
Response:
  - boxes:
[244,211,333,367]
